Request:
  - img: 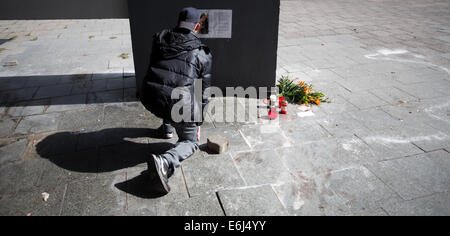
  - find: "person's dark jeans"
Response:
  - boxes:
[160,120,199,171]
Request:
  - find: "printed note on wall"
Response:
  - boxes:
[198,9,232,39]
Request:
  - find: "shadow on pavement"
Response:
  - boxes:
[0,73,137,107]
[36,127,172,198]
[0,39,9,45]
[114,170,169,198]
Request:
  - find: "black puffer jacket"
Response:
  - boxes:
[141,28,212,125]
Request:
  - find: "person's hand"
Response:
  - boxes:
[197,126,201,142]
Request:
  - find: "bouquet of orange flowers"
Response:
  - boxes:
[277,76,329,106]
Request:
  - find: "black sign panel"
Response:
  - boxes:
[128,0,280,96]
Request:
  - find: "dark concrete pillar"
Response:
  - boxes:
[127,0,280,97]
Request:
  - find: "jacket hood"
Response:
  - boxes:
[154,29,203,59]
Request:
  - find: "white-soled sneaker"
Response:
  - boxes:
[149,154,171,193]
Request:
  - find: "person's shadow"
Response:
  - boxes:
[36,128,175,198]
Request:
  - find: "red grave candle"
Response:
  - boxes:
[278,96,285,107]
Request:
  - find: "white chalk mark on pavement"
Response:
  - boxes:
[365,48,450,77]
[364,134,448,144]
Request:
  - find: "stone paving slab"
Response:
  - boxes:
[232,150,295,186]
[34,83,73,99]
[341,90,390,110]
[24,76,61,88]
[315,95,359,115]
[62,174,127,216]
[103,102,155,128]
[2,87,38,103]
[238,123,293,151]
[0,138,28,166]
[0,77,28,91]
[71,79,108,94]
[0,119,16,138]
[46,94,86,113]
[274,166,399,216]
[278,137,374,177]
[20,99,48,116]
[217,185,289,216]
[326,166,399,215]
[366,150,450,200]
[154,193,224,216]
[380,103,432,124]
[348,108,404,131]
[6,101,32,117]
[381,191,450,216]
[58,74,92,85]
[393,121,450,152]
[398,82,448,100]
[0,182,66,216]
[182,153,246,197]
[87,89,123,104]
[14,113,60,135]
[316,113,372,138]
[0,158,46,196]
[272,180,343,216]
[58,105,103,131]
[281,119,333,144]
[355,127,425,161]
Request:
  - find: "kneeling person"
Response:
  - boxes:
[141,7,212,193]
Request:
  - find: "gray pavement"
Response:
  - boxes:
[1,0,450,216]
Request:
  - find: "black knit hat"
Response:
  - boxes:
[178,7,201,30]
